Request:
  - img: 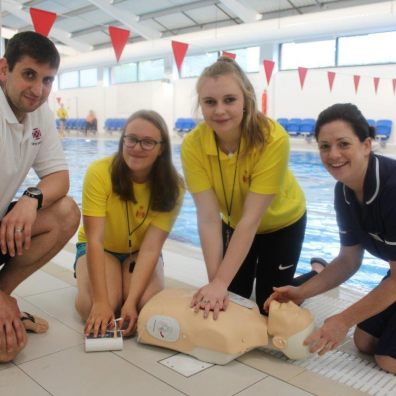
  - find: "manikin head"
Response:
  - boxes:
[267,300,315,360]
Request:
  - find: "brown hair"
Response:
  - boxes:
[196,56,271,154]
[111,110,182,212]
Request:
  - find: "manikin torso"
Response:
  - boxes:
[137,288,315,364]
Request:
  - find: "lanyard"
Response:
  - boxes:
[215,139,240,248]
[125,195,151,253]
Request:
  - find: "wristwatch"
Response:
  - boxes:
[23,187,43,210]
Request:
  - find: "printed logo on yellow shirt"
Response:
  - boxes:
[136,205,146,219]
[242,170,251,185]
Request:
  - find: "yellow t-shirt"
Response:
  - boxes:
[78,156,184,253]
[56,107,68,120]
[181,120,305,233]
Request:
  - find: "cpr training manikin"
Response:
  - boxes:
[137,288,315,365]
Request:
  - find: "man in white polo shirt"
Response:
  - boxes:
[0,31,80,362]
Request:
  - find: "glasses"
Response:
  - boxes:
[123,135,163,151]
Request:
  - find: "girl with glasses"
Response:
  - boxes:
[74,110,184,338]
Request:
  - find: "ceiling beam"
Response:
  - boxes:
[138,0,218,20]
[87,0,161,40]
[219,0,261,22]
[3,0,92,52]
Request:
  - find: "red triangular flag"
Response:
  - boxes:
[108,26,130,62]
[373,77,380,94]
[29,8,57,37]
[393,79,396,95]
[222,51,236,60]
[172,41,189,75]
[298,67,308,89]
[327,71,336,92]
[353,75,361,94]
[263,60,275,86]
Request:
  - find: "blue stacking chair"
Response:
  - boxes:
[300,118,316,141]
[367,119,376,127]
[375,119,392,146]
[277,118,289,131]
[174,118,184,132]
[287,118,302,136]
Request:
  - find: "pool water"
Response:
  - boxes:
[19,138,388,291]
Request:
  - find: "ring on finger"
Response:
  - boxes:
[202,299,210,304]
[15,228,24,233]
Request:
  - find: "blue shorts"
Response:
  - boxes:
[357,271,396,359]
[74,242,134,277]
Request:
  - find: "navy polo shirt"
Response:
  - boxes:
[335,154,396,262]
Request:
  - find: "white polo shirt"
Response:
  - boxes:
[0,89,68,218]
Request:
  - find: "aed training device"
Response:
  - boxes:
[85,319,123,352]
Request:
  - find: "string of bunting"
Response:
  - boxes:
[29,7,396,93]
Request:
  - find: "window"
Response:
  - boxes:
[280,39,336,70]
[59,71,79,89]
[80,68,97,87]
[225,47,260,72]
[181,52,218,78]
[338,31,396,65]
[111,62,137,84]
[138,58,164,81]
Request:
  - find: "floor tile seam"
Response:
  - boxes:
[111,351,189,395]
[17,344,85,368]
[19,285,74,298]
[7,364,54,395]
[230,376,269,395]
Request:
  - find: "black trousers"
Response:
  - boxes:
[223,212,307,314]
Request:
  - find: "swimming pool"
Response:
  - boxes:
[19,138,388,291]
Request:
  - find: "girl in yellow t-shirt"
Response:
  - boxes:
[181,57,306,317]
[75,110,184,337]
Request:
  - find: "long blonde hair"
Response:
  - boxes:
[196,56,271,155]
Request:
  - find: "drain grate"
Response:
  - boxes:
[263,294,396,395]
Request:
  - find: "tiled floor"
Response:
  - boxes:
[1,237,388,396]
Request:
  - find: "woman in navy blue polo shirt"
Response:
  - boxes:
[265,103,396,374]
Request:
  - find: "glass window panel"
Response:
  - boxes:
[181,52,218,78]
[80,68,97,87]
[59,70,79,89]
[280,40,336,70]
[111,62,137,84]
[138,58,164,81]
[338,31,396,65]
[226,47,260,72]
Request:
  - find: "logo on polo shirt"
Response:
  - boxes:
[31,128,42,145]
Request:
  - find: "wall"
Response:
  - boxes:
[51,62,396,147]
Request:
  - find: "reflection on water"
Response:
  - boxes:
[19,138,388,291]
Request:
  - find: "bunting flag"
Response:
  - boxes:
[353,75,361,94]
[222,51,236,59]
[327,71,336,92]
[29,8,57,37]
[298,67,308,89]
[373,77,380,94]
[108,26,130,62]
[263,60,275,86]
[172,41,189,75]
[393,79,396,95]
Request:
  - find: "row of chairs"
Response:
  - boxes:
[56,118,88,132]
[277,117,393,145]
[104,118,127,133]
[277,118,316,139]
[174,118,198,135]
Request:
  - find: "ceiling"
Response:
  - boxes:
[0,0,388,55]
